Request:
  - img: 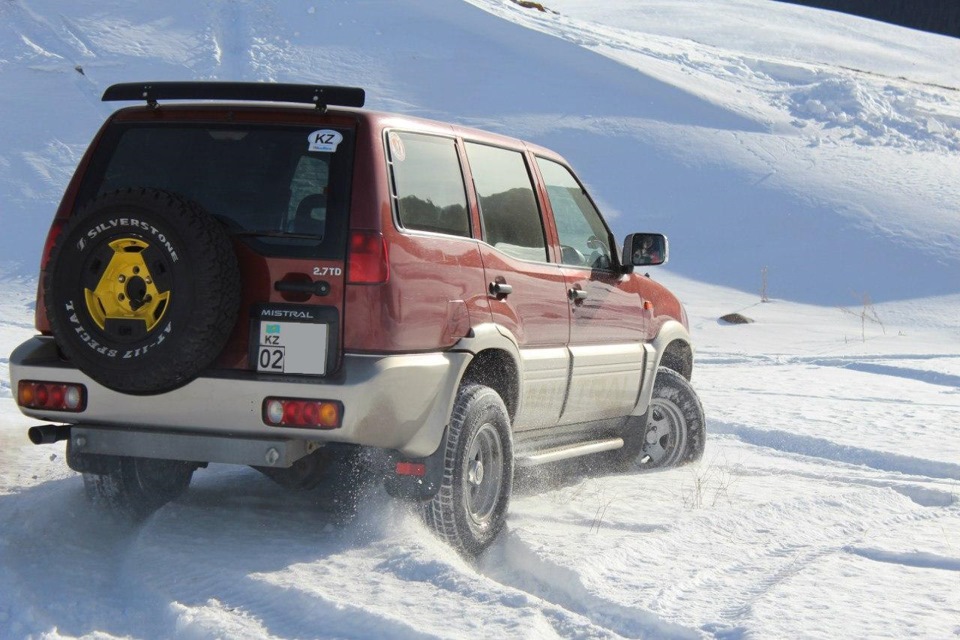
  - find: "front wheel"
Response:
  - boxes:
[423,384,514,557]
[614,367,705,469]
[83,455,196,522]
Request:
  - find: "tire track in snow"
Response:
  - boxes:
[478,531,704,639]
[804,358,960,389]
[138,493,633,639]
[648,477,958,636]
[712,421,960,480]
[721,503,959,620]
[713,545,835,625]
[110,480,449,639]
[373,542,629,640]
[0,465,393,639]
[726,463,957,509]
[844,546,960,572]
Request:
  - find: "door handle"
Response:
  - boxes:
[489,281,513,297]
[568,287,588,301]
[275,280,331,297]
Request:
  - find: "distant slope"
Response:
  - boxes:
[469,0,960,303]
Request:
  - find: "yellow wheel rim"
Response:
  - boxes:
[84,237,171,332]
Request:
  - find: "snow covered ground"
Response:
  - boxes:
[1,1,958,638]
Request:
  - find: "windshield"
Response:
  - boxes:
[78,123,355,259]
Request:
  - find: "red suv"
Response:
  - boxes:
[11,82,704,556]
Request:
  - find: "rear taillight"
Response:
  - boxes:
[18,381,86,412]
[263,398,343,429]
[347,230,389,284]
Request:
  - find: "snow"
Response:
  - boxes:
[2,0,959,638]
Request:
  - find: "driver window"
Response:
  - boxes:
[536,158,614,269]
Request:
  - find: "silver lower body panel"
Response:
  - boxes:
[10,337,469,458]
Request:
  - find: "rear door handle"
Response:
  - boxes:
[489,281,513,297]
[275,280,331,297]
[568,287,588,301]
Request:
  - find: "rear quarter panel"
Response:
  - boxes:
[343,113,492,353]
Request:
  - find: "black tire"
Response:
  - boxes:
[614,367,705,470]
[83,456,196,522]
[45,188,241,394]
[423,384,514,557]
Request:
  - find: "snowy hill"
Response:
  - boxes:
[1,1,959,638]
[1,0,959,302]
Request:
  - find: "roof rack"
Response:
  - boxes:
[101,82,365,110]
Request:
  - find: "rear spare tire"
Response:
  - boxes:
[45,188,241,394]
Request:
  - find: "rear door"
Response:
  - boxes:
[534,157,647,425]
[77,111,355,375]
[464,142,571,431]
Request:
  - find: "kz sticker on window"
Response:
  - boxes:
[307,129,343,153]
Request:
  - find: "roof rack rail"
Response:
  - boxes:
[101,82,365,110]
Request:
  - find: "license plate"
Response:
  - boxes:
[257,320,328,375]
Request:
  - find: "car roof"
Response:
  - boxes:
[106,102,566,164]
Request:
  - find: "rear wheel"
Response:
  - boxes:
[83,456,196,522]
[423,384,513,557]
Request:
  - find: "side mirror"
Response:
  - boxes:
[622,233,668,270]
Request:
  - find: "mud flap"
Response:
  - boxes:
[382,427,448,501]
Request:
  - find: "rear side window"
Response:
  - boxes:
[465,142,547,262]
[387,131,470,237]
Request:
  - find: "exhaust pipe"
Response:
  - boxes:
[28,424,72,445]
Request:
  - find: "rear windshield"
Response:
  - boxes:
[77,123,355,259]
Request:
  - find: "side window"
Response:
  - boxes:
[536,158,614,270]
[465,142,547,262]
[387,131,470,237]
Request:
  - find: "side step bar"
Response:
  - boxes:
[516,437,624,468]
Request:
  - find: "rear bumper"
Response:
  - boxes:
[10,337,469,459]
